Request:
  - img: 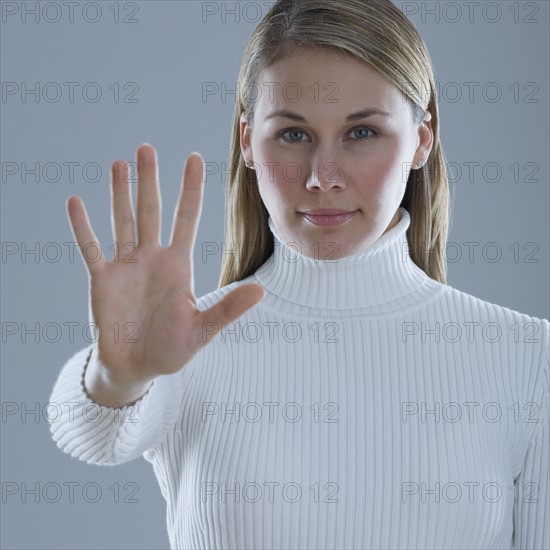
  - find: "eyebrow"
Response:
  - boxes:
[264,107,393,122]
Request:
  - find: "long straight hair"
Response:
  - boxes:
[218,0,450,288]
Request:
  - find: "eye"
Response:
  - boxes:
[348,126,377,141]
[277,126,377,145]
[278,128,308,144]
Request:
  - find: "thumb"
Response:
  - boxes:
[199,283,265,345]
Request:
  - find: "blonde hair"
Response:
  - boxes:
[218,0,450,288]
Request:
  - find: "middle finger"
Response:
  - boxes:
[136,144,162,247]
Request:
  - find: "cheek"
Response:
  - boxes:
[355,162,394,195]
[255,145,302,204]
[360,147,409,191]
[258,175,299,213]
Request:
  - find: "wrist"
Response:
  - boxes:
[83,347,155,407]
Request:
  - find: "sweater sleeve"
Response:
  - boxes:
[47,344,185,466]
[511,323,550,550]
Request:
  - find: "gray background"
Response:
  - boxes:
[1,1,548,548]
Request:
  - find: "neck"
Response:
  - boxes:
[254,207,433,311]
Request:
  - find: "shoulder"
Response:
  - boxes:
[438,282,549,372]
[435,280,549,331]
[438,282,549,410]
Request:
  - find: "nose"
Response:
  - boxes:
[305,155,345,191]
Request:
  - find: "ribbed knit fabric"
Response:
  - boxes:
[48,207,549,550]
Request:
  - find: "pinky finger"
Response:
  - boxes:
[66,196,107,276]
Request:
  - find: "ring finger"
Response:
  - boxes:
[110,159,136,258]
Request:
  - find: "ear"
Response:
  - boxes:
[414,110,434,166]
[240,111,253,164]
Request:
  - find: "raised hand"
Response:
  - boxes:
[66,144,265,393]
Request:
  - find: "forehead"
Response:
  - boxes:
[254,47,408,118]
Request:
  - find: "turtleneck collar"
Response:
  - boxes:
[254,207,433,311]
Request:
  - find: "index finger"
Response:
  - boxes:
[168,152,204,256]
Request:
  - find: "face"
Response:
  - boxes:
[240,46,433,260]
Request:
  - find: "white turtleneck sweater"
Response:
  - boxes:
[48,207,549,550]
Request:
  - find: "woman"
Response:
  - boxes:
[48,0,549,548]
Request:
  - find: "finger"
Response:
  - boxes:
[110,160,136,260]
[66,195,107,276]
[169,153,204,257]
[136,144,162,247]
[199,284,265,346]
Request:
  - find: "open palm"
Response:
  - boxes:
[67,144,264,386]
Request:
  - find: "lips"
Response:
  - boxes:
[299,209,358,227]
[301,208,356,216]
